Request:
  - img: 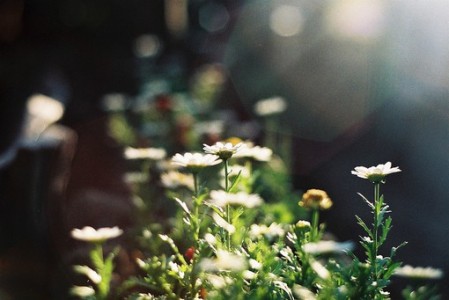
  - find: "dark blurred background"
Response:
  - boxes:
[1,0,449,298]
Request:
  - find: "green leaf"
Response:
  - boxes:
[228,171,242,193]
[358,193,374,209]
[379,216,392,246]
[355,215,373,238]
[390,241,408,258]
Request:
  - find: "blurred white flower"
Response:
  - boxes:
[351,162,401,183]
[254,96,287,116]
[293,285,317,300]
[243,270,257,280]
[233,142,273,162]
[394,265,443,279]
[199,250,247,272]
[161,171,194,190]
[249,259,262,270]
[249,223,285,240]
[124,147,166,160]
[206,274,233,289]
[71,226,123,243]
[296,220,311,229]
[142,228,153,239]
[204,233,217,245]
[203,142,242,160]
[73,265,102,284]
[208,190,263,208]
[70,286,95,297]
[171,152,221,172]
[303,240,354,255]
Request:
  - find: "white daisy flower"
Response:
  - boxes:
[203,142,242,160]
[171,152,221,173]
[394,265,443,279]
[351,162,401,183]
[124,147,167,160]
[207,190,263,208]
[71,226,123,243]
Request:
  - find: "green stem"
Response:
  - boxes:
[311,208,319,242]
[245,160,253,193]
[373,183,381,280]
[224,159,229,192]
[189,256,198,299]
[224,159,231,250]
[93,243,108,300]
[192,173,200,244]
[193,173,199,198]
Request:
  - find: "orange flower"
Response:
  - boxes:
[299,189,333,210]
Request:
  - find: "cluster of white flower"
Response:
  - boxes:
[249,223,285,240]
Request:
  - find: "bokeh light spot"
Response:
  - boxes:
[199,3,230,33]
[134,34,161,58]
[269,4,304,37]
